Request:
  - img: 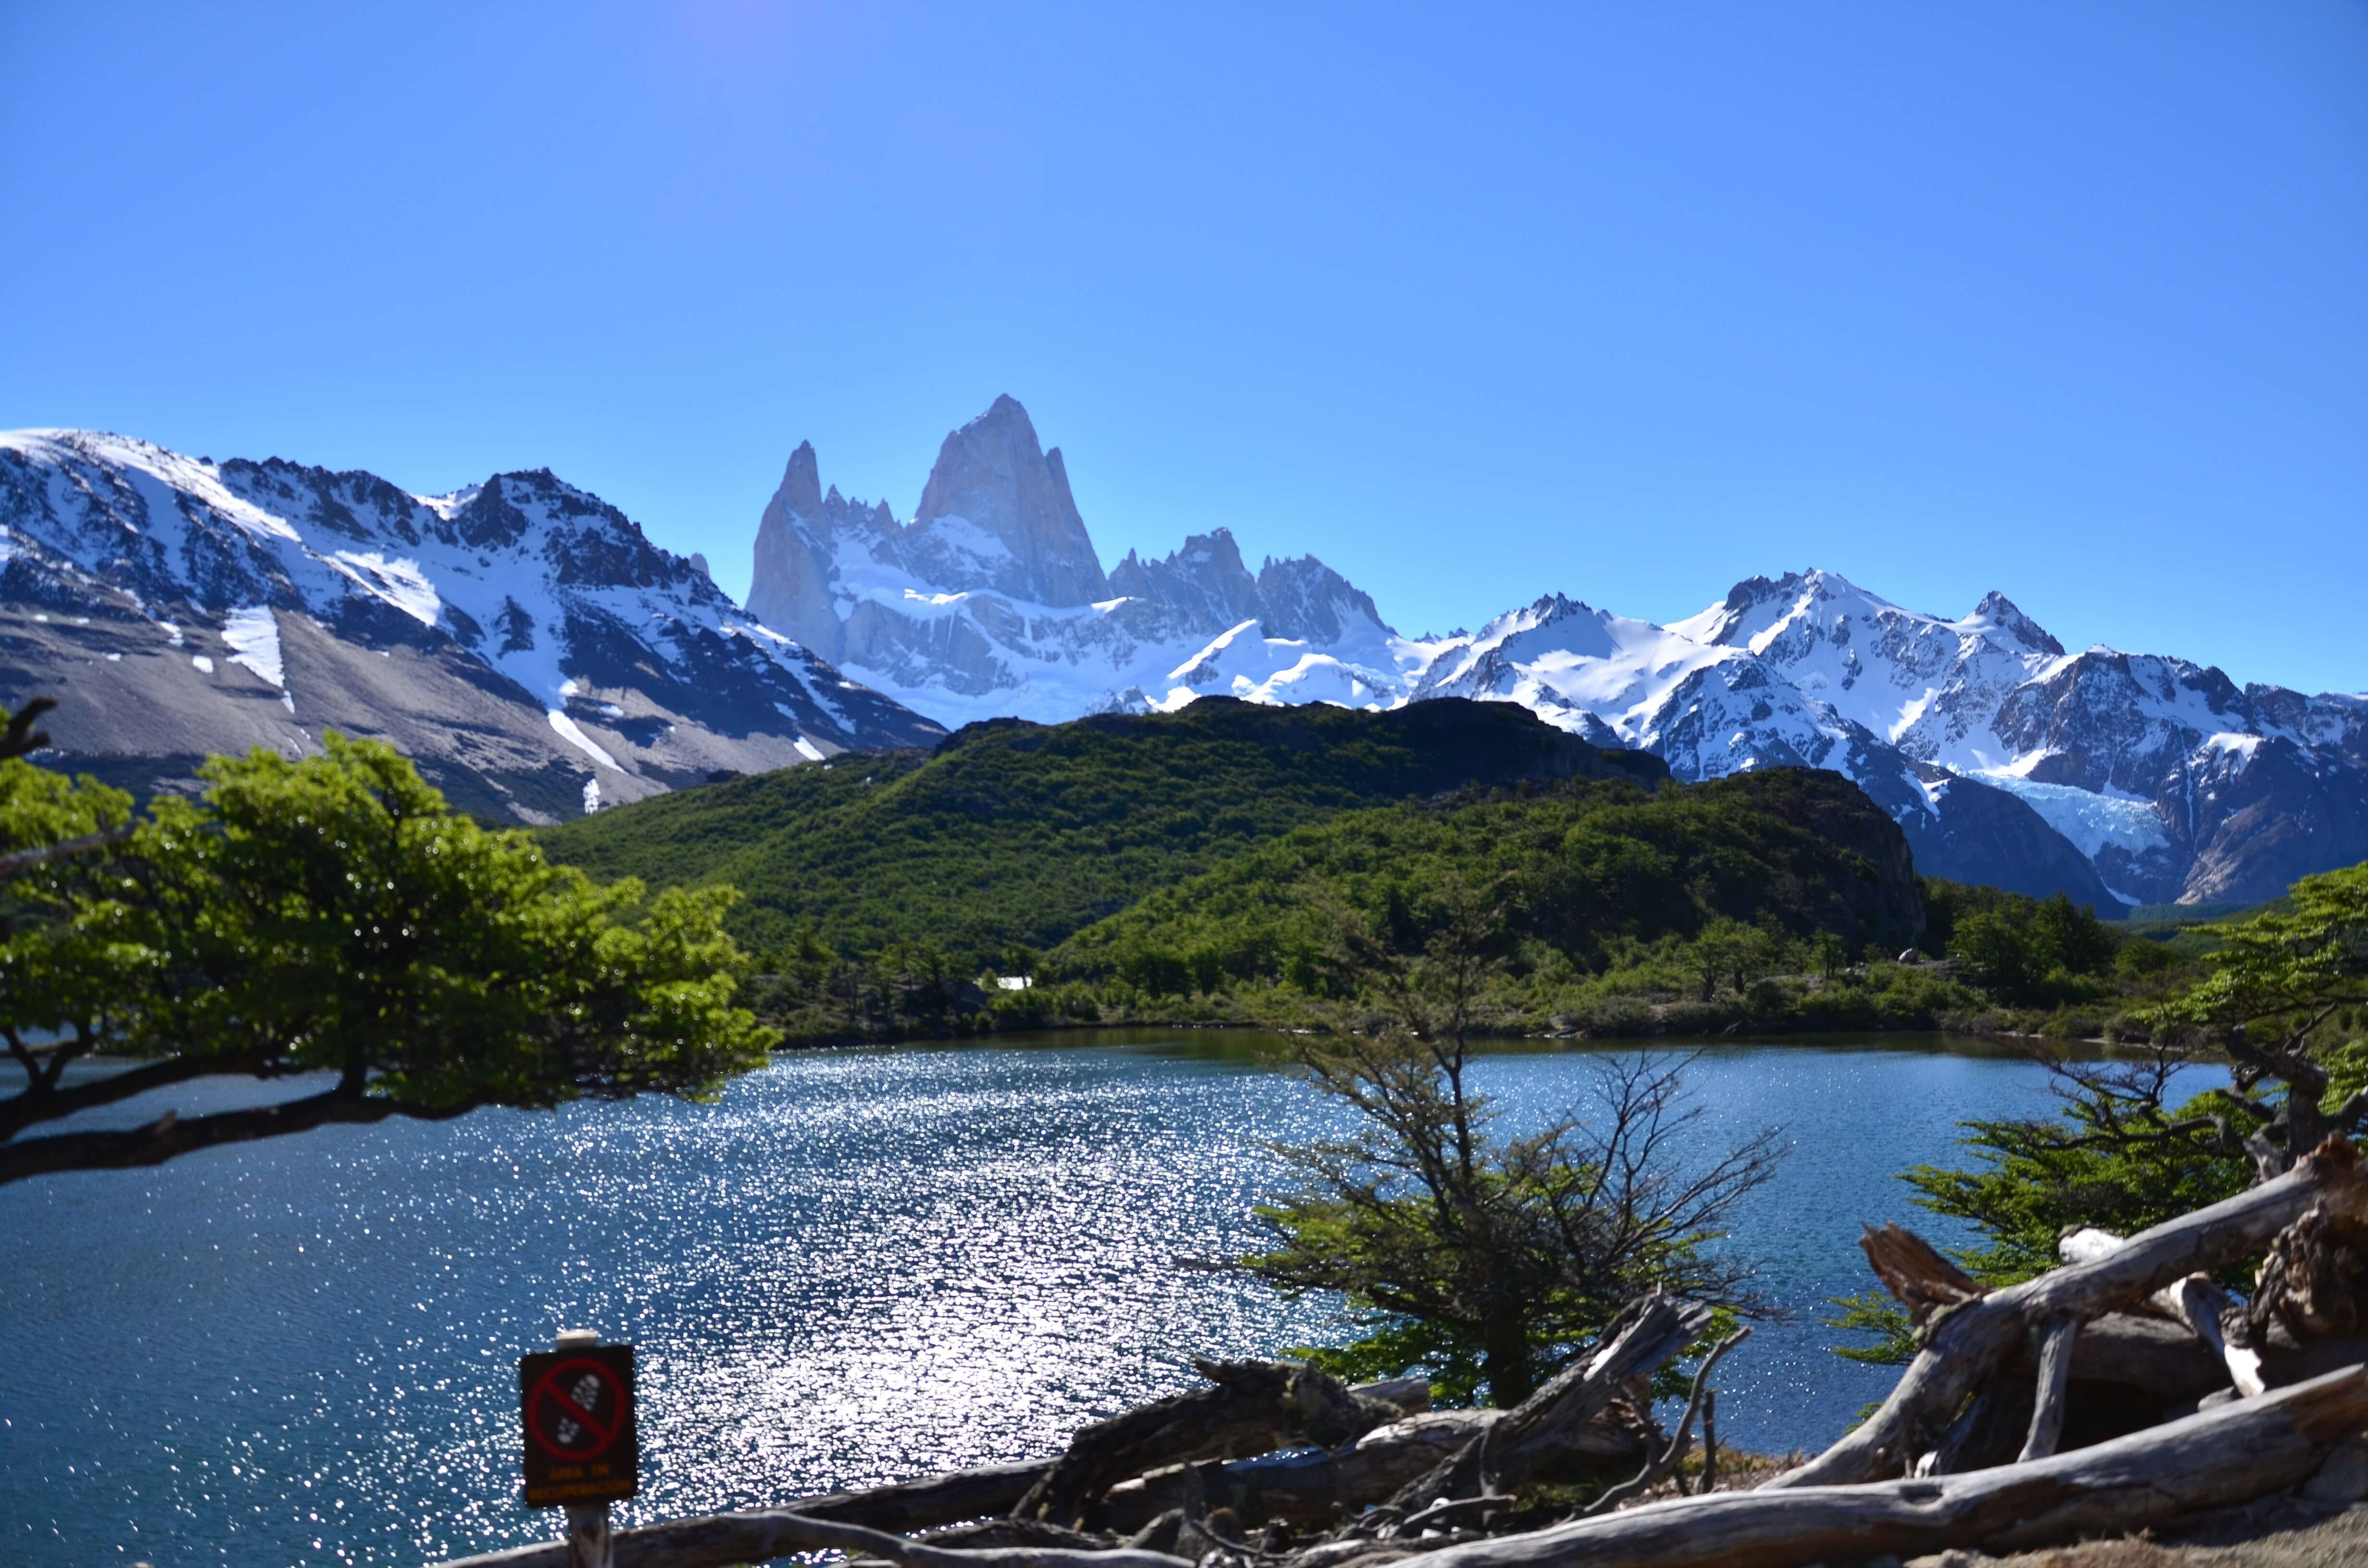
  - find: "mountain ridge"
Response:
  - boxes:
[6,403,2357,911]
[0,428,943,822]
[743,401,2365,908]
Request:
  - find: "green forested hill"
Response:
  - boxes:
[537,697,1665,965]
[1048,765,1927,992]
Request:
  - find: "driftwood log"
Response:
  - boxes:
[1099,1401,1655,1534]
[432,1377,1421,1568]
[1771,1133,2368,1487]
[1396,1364,2368,1568]
[2060,1225,2265,1396]
[1013,1360,1409,1528]
[1384,1293,1712,1519]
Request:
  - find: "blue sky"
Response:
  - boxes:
[3,1,2362,693]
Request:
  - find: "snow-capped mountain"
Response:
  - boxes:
[1413,572,2366,907]
[1402,588,2118,905]
[740,403,2360,909]
[12,401,2352,907]
[0,430,942,822]
[745,396,1421,727]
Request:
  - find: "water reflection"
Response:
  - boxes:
[0,1034,2221,1567]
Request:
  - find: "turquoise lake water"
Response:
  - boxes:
[0,1033,2222,1567]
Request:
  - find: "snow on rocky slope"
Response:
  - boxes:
[745,396,1424,727]
[1413,571,2366,907]
[743,404,2361,906]
[0,430,942,821]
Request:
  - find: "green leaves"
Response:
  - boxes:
[3,731,773,1174]
[2150,861,2368,1040]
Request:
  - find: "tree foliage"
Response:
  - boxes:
[1,723,772,1182]
[1237,879,1779,1406]
[539,697,1661,969]
[1828,858,2368,1362]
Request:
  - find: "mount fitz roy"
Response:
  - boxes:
[752,396,2366,909]
[2,397,2359,909]
[0,431,941,823]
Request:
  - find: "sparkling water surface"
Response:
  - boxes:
[0,1033,2220,1568]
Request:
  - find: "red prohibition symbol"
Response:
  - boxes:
[526,1355,627,1460]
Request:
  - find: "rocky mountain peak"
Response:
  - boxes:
[1110,527,1261,626]
[1971,589,2063,656]
[780,441,824,518]
[1256,554,1387,644]
[911,395,1109,607]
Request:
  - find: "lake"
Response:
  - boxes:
[0,1032,2220,1567]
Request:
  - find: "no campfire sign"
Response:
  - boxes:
[518,1342,639,1507]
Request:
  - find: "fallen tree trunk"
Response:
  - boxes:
[1098,1404,1653,1534]
[2060,1226,2264,1397]
[428,1461,1057,1568]
[1388,1294,1712,1515]
[432,1378,1422,1568]
[1015,1360,1406,1527]
[1396,1363,2368,1568]
[1770,1134,2368,1487]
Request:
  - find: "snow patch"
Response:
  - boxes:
[191,654,214,673]
[582,777,603,813]
[793,735,826,763]
[547,710,621,771]
[333,551,441,625]
[221,605,285,688]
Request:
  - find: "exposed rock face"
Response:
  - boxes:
[910,396,1109,606]
[741,397,1414,729]
[0,430,943,821]
[746,441,852,663]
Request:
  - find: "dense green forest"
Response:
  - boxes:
[539,697,2261,1047]
[540,697,1659,965]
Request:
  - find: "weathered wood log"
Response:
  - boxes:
[429,1461,1058,1568]
[1387,1294,1713,1515]
[2060,1226,2265,1396]
[2066,1312,2227,1401]
[1100,1406,1651,1533]
[1861,1223,1984,1323]
[2015,1318,2078,1462]
[442,1508,1192,1568]
[2165,1275,2264,1396]
[1394,1363,2368,1568]
[1772,1134,2368,1487]
[1015,1360,1406,1527]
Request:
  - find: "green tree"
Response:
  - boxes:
[1,732,773,1183]
[1950,909,2041,1003]
[1693,918,1748,1003]
[1813,930,1849,981]
[1238,879,1778,1405]
[2149,860,2368,1176]
[1830,861,2368,1366]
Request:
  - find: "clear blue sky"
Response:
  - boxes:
[3,2,2362,693]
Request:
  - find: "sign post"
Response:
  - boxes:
[519,1328,637,1568]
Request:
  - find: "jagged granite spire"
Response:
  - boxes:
[747,439,845,661]
[910,395,1109,606]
